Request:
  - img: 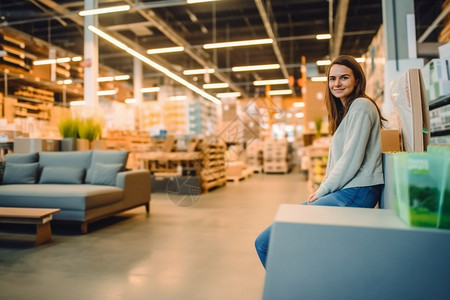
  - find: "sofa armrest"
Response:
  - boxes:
[116,169,151,206]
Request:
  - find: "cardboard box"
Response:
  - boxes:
[381,129,401,153]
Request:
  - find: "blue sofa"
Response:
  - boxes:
[0,150,151,233]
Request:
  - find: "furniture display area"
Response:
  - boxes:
[0,150,151,233]
[263,204,450,300]
[0,207,60,245]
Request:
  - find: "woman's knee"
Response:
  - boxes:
[255,225,272,251]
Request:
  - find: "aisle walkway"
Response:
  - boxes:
[0,171,308,300]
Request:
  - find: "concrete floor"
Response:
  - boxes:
[0,172,308,300]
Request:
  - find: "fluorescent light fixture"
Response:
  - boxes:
[57,79,73,85]
[56,57,71,63]
[355,57,366,63]
[88,25,221,105]
[216,92,241,98]
[203,38,273,49]
[97,76,114,82]
[187,0,218,4]
[141,87,160,93]
[203,83,229,89]
[293,102,305,107]
[316,60,331,66]
[97,89,117,96]
[169,95,187,101]
[97,75,130,82]
[70,100,86,106]
[295,112,304,118]
[114,75,130,81]
[34,56,81,65]
[232,64,280,72]
[147,46,184,54]
[79,5,130,16]
[253,79,289,86]
[33,59,56,65]
[267,89,293,96]
[125,98,136,104]
[311,76,327,82]
[183,68,215,75]
[316,34,332,40]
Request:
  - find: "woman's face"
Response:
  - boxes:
[328,64,356,104]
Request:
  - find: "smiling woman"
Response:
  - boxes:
[255,55,386,268]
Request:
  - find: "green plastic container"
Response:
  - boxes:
[393,152,443,228]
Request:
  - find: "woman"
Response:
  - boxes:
[255,55,385,268]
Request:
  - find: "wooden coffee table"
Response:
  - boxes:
[0,207,61,245]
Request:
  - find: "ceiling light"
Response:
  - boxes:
[97,89,117,96]
[183,68,215,75]
[33,59,56,65]
[203,83,229,89]
[316,34,332,40]
[216,92,241,98]
[57,79,73,85]
[203,38,273,49]
[114,75,130,80]
[70,100,85,106]
[293,102,305,107]
[147,46,184,54]
[316,60,331,66]
[253,79,288,86]
[311,76,327,82]
[56,57,71,63]
[169,95,187,101]
[79,5,130,16]
[125,98,136,104]
[187,0,219,4]
[89,25,221,105]
[141,87,160,93]
[267,89,293,96]
[355,57,366,63]
[295,112,304,118]
[97,76,114,82]
[34,56,80,65]
[232,64,280,72]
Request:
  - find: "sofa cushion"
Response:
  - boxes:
[2,162,39,184]
[0,184,123,210]
[39,151,92,170]
[90,163,122,186]
[39,167,85,184]
[85,151,129,183]
[5,152,39,164]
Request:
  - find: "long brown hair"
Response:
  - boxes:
[325,55,385,135]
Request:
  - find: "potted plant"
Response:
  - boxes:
[315,117,323,139]
[77,117,103,150]
[58,118,79,151]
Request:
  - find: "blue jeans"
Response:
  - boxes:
[254,185,383,268]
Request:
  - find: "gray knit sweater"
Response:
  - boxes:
[315,97,384,198]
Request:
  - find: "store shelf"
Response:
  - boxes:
[429,94,450,110]
[430,129,450,137]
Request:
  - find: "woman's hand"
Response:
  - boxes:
[307,192,318,204]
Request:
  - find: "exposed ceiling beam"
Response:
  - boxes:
[254,0,289,82]
[123,0,247,97]
[330,0,349,59]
